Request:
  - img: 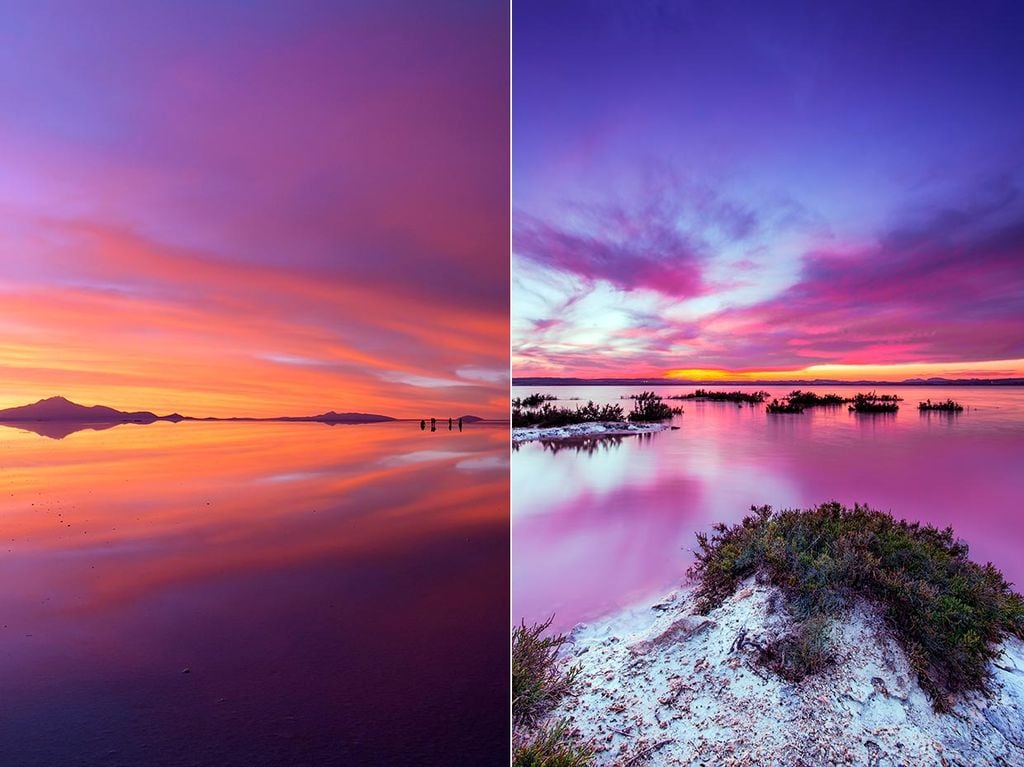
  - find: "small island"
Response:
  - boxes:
[849,392,902,413]
[919,398,964,412]
[513,391,679,444]
[669,389,769,404]
[766,398,804,414]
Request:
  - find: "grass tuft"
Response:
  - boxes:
[513,720,595,767]
[688,502,1024,710]
[512,618,593,765]
[512,616,580,730]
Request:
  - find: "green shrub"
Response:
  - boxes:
[512,619,593,767]
[689,503,1024,710]
[512,616,580,730]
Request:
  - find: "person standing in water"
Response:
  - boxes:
[420,419,425,430]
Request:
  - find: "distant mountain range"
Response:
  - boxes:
[513,377,1024,387]
[0,396,398,438]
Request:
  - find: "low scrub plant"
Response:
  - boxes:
[512,617,593,766]
[919,398,964,412]
[512,616,580,730]
[674,389,769,403]
[849,392,900,413]
[766,398,804,414]
[786,390,848,407]
[689,503,1024,711]
[627,391,681,422]
[512,400,625,428]
[512,720,594,767]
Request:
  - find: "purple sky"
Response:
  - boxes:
[0,1,508,416]
[513,0,1024,379]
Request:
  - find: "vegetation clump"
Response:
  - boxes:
[766,398,804,414]
[513,720,594,767]
[786,390,848,407]
[689,503,1024,711]
[513,396,624,428]
[849,392,901,413]
[674,389,769,403]
[919,398,964,412]
[627,391,682,422]
[512,617,593,766]
[515,393,558,409]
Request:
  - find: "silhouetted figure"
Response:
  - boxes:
[458,418,463,431]
[420,419,425,431]
[448,417,453,429]
[430,417,436,432]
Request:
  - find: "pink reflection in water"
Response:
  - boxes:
[0,420,508,766]
[513,386,1024,633]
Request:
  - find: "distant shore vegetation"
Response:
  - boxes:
[516,393,558,409]
[919,398,964,412]
[512,395,624,428]
[673,389,770,404]
[690,503,1024,711]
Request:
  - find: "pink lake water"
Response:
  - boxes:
[513,385,1024,633]
[0,420,508,766]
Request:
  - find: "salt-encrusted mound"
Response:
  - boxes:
[512,421,669,444]
[557,580,1024,766]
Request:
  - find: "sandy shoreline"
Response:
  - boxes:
[512,421,671,444]
[554,580,1024,766]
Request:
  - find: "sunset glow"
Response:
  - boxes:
[0,2,508,418]
[512,2,1024,381]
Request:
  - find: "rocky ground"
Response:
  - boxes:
[556,580,1024,766]
[512,421,670,444]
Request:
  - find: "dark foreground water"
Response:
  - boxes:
[0,420,508,766]
[513,385,1024,632]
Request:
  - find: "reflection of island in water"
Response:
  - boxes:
[0,396,397,440]
[511,431,658,455]
[0,397,492,440]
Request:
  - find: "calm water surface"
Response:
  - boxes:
[0,420,508,766]
[513,386,1024,632]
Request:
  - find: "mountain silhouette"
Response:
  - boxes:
[0,397,398,439]
[0,396,161,423]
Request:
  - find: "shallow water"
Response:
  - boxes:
[513,385,1024,632]
[0,420,508,766]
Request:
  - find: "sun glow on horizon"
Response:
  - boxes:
[664,359,1024,383]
